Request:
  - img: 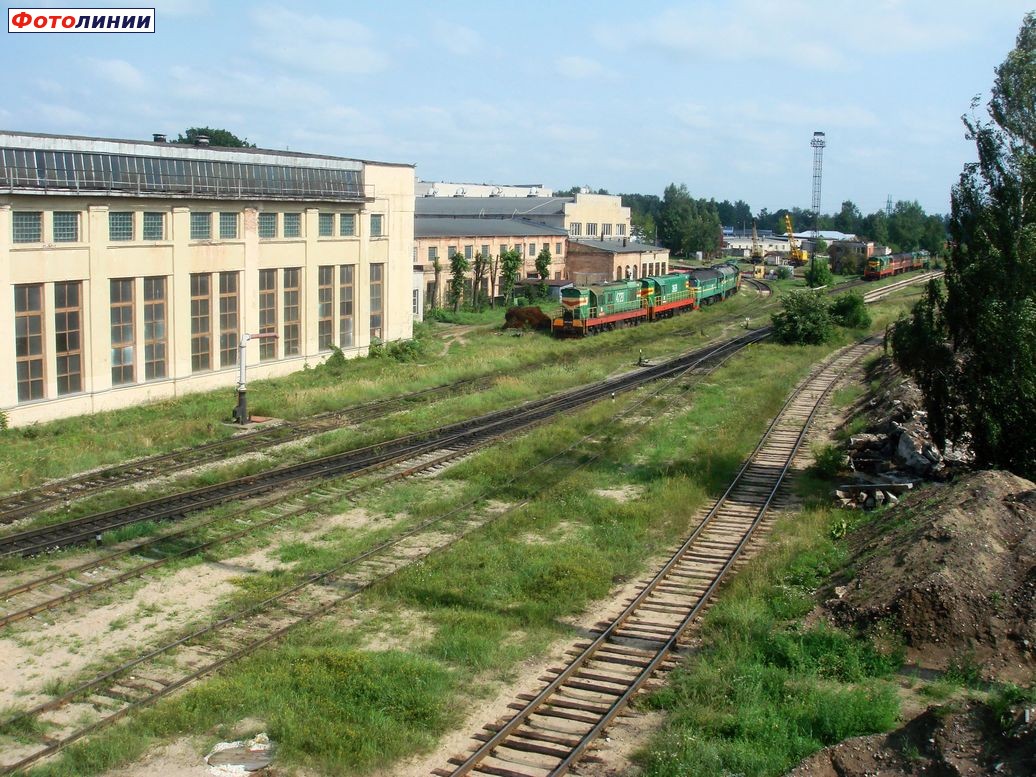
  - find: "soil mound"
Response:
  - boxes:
[503,306,550,331]
[787,701,1036,777]
[826,470,1036,682]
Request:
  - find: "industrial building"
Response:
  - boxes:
[414,217,568,308]
[1,131,414,427]
[566,238,670,285]
[415,191,631,239]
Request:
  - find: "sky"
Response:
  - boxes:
[2,0,1032,217]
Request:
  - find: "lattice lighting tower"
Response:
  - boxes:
[810,131,826,272]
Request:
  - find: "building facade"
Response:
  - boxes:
[414,217,568,307]
[1,131,414,426]
[566,239,670,285]
[415,191,631,239]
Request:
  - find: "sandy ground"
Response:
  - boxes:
[0,506,381,709]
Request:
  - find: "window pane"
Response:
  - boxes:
[12,211,42,243]
[339,213,355,236]
[143,212,165,240]
[219,212,238,239]
[283,212,301,238]
[258,212,277,238]
[109,211,134,241]
[319,212,334,237]
[370,213,383,237]
[283,268,301,356]
[219,272,239,367]
[190,212,211,240]
[110,278,134,385]
[53,211,79,242]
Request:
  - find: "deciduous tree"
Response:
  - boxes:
[892,12,1036,478]
[176,127,255,148]
[448,252,470,312]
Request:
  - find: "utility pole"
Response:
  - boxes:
[810,131,826,276]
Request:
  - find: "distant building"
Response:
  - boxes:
[416,180,552,198]
[1,130,414,426]
[566,238,670,285]
[414,217,568,308]
[416,191,631,240]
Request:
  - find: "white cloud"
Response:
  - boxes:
[555,55,607,80]
[593,0,975,69]
[88,59,146,91]
[250,6,387,74]
[431,20,483,56]
[33,104,89,127]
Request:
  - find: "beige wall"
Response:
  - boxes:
[414,233,567,306]
[1,161,414,427]
[564,194,632,240]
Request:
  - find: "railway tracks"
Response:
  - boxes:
[0,375,500,526]
[0,270,938,559]
[433,336,882,777]
[0,331,769,559]
[0,323,760,775]
[0,268,934,771]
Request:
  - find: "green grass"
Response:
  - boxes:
[0,294,764,498]
[14,290,926,776]
[634,507,902,777]
[24,627,456,777]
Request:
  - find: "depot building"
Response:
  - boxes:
[0,131,415,427]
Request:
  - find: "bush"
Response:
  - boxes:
[812,443,848,479]
[804,261,833,288]
[830,291,872,329]
[772,290,834,344]
[777,265,794,280]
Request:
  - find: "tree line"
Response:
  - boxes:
[611,189,947,259]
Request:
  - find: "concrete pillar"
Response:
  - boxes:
[0,205,14,409]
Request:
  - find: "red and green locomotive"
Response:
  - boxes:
[552,264,740,337]
[864,252,929,280]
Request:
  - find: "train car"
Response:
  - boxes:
[553,279,646,336]
[682,263,740,306]
[641,273,696,320]
[864,252,929,280]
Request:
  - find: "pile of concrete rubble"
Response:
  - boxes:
[832,363,971,509]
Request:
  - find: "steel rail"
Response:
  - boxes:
[0,324,756,774]
[439,338,880,777]
[0,374,496,526]
[0,331,769,558]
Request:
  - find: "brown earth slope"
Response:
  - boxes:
[826,470,1035,683]
[788,701,1035,777]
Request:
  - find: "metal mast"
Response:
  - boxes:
[810,131,826,272]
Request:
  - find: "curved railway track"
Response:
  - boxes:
[0,270,939,560]
[0,331,769,559]
[0,375,501,526]
[434,336,882,777]
[0,322,756,775]
[0,271,936,773]
[740,276,772,295]
[0,292,777,528]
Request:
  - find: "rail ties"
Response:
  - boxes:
[435,338,880,777]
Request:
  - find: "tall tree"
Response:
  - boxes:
[892,12,1036,478]
[470,251,489,309]
[448,252,470,312]
[499,248,523,305]
[176,127,255,148]
[535,247,552,299]
[833,200,863,234]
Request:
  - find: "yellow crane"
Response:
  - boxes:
[750,220,763,262]
[784,214,807,266]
